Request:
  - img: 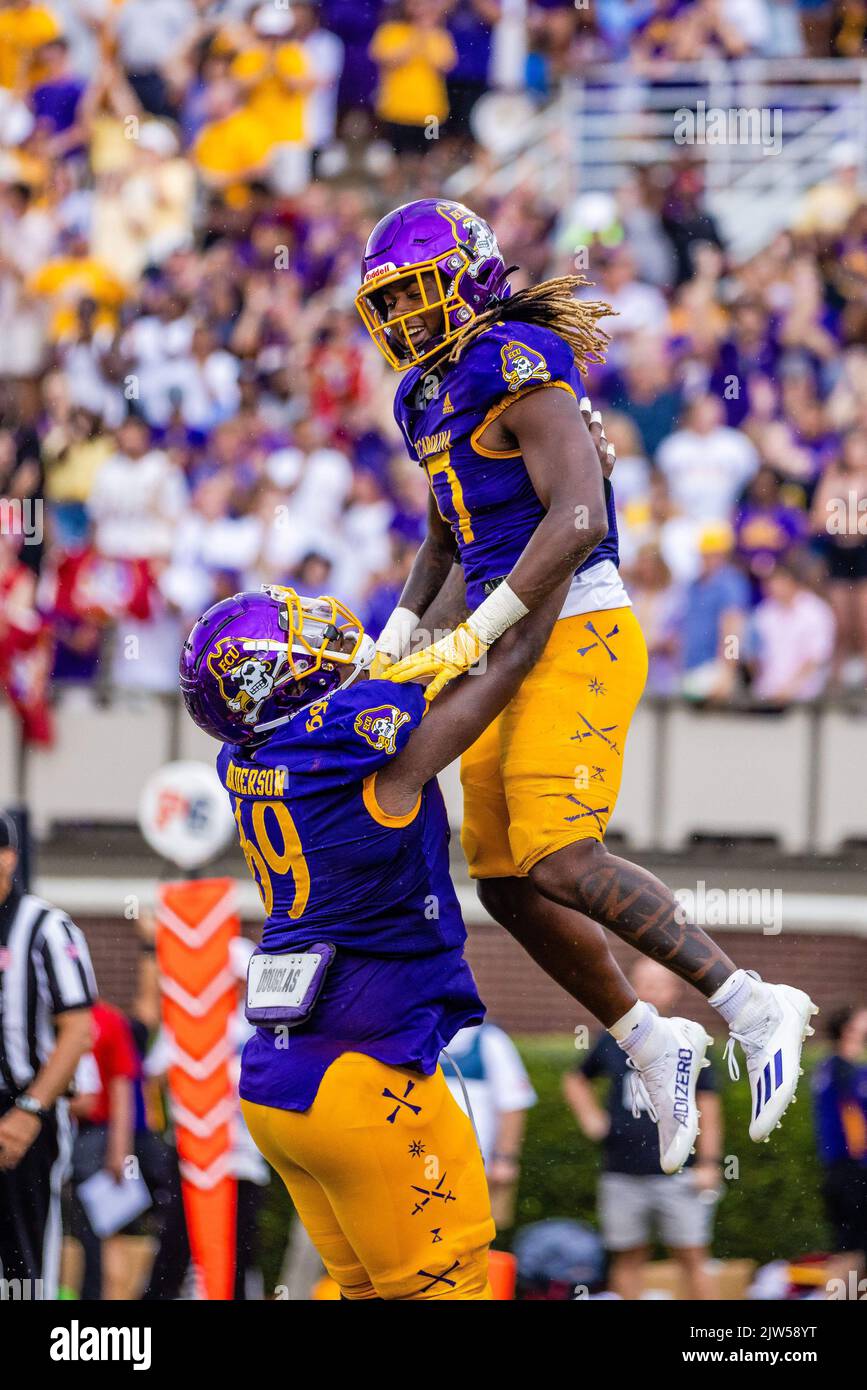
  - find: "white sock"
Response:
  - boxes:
[609,1000,669,1069]
[709,969,762,1027]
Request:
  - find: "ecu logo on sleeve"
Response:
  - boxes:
[354,704,411,756]
[501,341,551,392]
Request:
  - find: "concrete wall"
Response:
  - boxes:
[12,693,867,854]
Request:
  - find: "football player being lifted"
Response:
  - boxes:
[182,581,571,1298]
[357,198,817,1169]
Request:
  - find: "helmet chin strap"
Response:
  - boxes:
[344,633,377,686]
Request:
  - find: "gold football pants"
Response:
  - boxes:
[242,1052,494,1299]
[461,608,648,877]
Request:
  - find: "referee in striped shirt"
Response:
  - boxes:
[0,812,96,1298]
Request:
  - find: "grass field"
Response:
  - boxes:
[514,1037,829,1263]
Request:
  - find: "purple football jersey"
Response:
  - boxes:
[217,678,484,1111]
[394,320,620,608]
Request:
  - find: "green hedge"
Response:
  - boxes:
[514,1036,831,1264]
[258,1037,831,1289]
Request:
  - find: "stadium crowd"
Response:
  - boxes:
[0,0,866,744]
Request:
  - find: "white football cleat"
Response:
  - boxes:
[628,1017,713,1175]
[723,982,819,1143]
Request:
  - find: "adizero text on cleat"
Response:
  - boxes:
[627,1018,713,1174]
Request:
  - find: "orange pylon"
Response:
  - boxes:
[156,878,240,1301]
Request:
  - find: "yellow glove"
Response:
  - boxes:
[385,622,489,703]
[368,651,396,679]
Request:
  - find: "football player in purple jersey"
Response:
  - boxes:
[356,198,817,1168]
[181,580,574,1298]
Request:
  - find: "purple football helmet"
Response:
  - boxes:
[355,199,512,370]
[180,586,375,746]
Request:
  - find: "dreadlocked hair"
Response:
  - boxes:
[444,275,614,374]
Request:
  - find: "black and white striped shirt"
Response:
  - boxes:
[0,888,97,1095]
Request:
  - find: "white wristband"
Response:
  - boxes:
[466,581,529,645]
[376,605,420,661]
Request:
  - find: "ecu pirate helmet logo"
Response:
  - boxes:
[501,340,551,392]
[180,587,376,746]
[434,202,500,277]
[354,704,411,756]
[207,641,296,727]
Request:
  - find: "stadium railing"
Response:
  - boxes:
[6,691,867,855]
[448,58,867,259]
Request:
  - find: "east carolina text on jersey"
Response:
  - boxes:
[415,429,452,460]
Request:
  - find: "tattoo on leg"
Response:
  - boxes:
[575,853,737,995]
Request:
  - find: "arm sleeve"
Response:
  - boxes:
[734,433,759,487]
[143,1027,173,1079]
[231,49,259,81]
[433,30,458,70]
[278,44,310,80]
[370,24,397,60]
[105,1011,140,1083]
[85,462,114,521]
[806,603,836,664]
[334,681,426,777]
[73,1051,101,1096]
[37,912,98,1014]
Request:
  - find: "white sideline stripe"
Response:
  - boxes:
[157,885,237,948]
[171,1097,235,1138]
[179,1153,233,1190]
[33,876,867,936]
[164,1036,233,1079]
[160,968,237,1017]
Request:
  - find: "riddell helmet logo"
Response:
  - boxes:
[364,262,398,283]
